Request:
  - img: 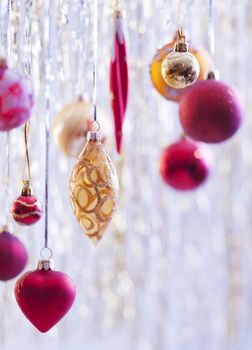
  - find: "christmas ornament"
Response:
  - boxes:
[161,32,200,89]
[0,58,33,131]
[69,127,119,245]
[11,123,42,225]
[11,181,42,226]
[15,60,76,333]
[150,35,211,102]
[15,258,76,333]
[160,137,213,191]
[69,0,119,245]
[179,74,243,143]
[52,97,108,158]
[0,227,28,281]
[110,8,128,153]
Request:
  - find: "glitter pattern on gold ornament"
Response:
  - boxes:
[52,97,109,158]
[69,130,119,245]
[161,40,200,89]
[150,34,211,101]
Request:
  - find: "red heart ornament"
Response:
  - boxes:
[15,261,76,333]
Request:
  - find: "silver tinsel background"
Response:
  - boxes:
[0,0,251,349]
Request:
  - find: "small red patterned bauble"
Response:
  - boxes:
[0,228,28,281]
[15,259,76,333]
[0,58,33,131]
[11,185,42,226]
[160,138,213,191]
[179,76,243,143]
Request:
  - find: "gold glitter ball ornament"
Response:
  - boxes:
[149,33,212,102]
[161,42,200,89]
[69,130,119,245]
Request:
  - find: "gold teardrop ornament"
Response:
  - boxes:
[69,130,119,245]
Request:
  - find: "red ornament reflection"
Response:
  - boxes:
[159,138,213,191]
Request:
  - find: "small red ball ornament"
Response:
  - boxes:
[11,182,42,226]
[160,138,213,191]
[179,75,243,143]
[0,58,33,131]
[0,228,28,281]
[15,259,76,333]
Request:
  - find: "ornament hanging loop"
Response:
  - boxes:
[175,30,188,53]
[40,247,53,260]
[177,26,185,42]
[89,120,100,132]
[88,121,101,141]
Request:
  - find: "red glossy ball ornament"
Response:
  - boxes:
[15,259,76,333]
[0,58,33,131]
[11,182,42,226]
[179,75,243,143]
[160,138,213,191]
[0,228,28,281]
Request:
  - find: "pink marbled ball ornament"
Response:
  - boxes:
[179,79,243,143]
[0,59,33,131]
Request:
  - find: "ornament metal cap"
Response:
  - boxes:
[174,42,188,53]
[87,130,101,142]
[0,224,8,233]
[37,259,55,271]
[113,9,122,18]
[21,180,33,196]
[0,223,13,233]
[207,70,220,80]
[0,57,7,68]
[207,71,216,80]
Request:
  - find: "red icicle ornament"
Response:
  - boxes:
[110,10,128,153]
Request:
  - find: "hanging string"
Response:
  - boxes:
[114,0,120,12]
[44,100,50,250]
[0,0,11,58]
[41,0,53,259]
[76,1,86,97]
[22,122,31,184]
[208,0,215,65]
[92,0,98,122]
[4,132,10,226]
[177,0,184,40]
[2,0,11,226]
[40,99,51,259]
[21,1,33,188]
